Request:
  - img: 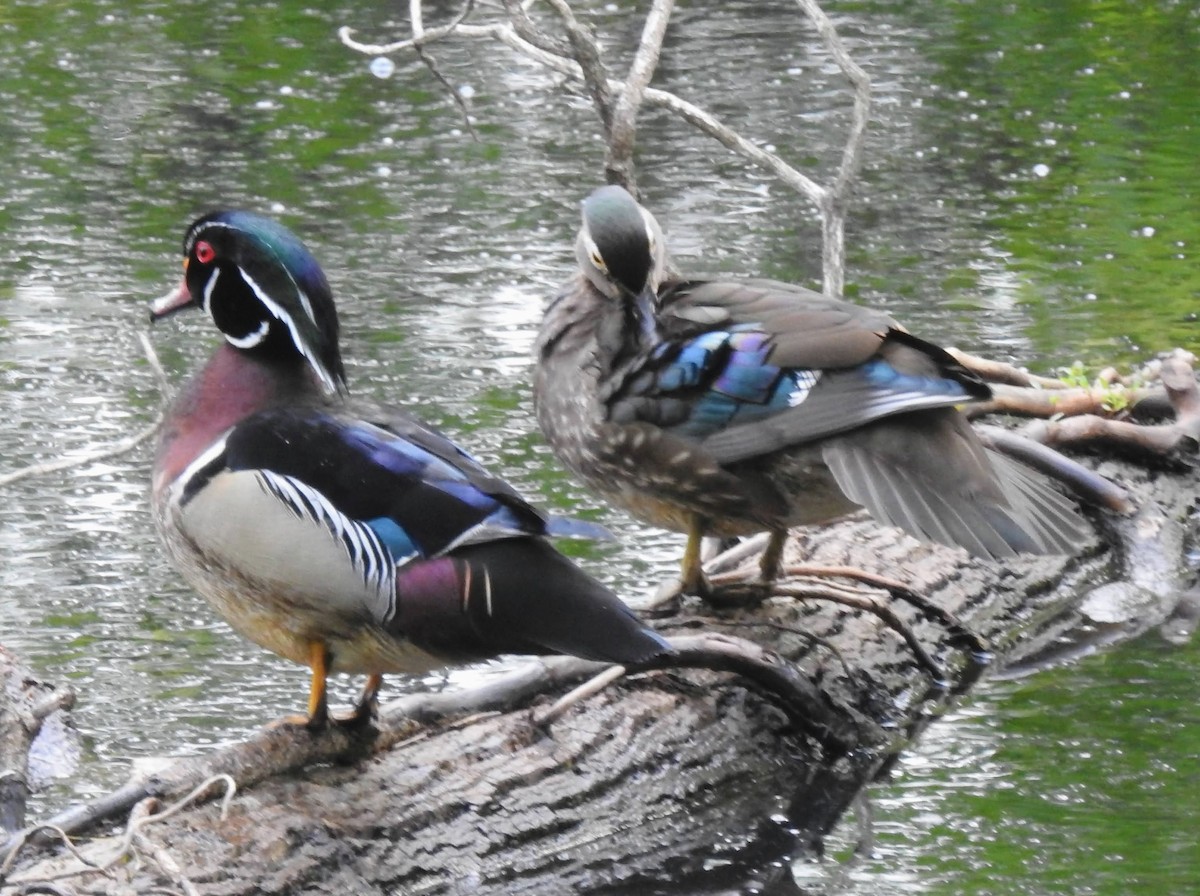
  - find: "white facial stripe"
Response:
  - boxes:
[236,266,338,394]
[296,287,316,330]
[224,318,270,349]
[185,219,237,255]
[201,266,221,313]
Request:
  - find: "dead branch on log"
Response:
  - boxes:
[960,349,1200,460]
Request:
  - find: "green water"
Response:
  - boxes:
[1,0,1197,891]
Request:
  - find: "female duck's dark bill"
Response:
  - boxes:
[150,279,196,322]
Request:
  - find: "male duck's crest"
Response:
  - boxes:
[151,209,345,394]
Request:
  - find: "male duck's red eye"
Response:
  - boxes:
[194,240,216,264]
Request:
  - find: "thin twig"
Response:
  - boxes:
[0,824,103,880]
[414,43,480,141]
[0,331,167,488]
[771,582,948,684]
[0,778,234,890]
[533,664,628,726]
[0,418,161,489]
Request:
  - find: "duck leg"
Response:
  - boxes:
[304,640,331,731]
[344,673,383,729]
[758,529,788,584]
[679,518,708,594]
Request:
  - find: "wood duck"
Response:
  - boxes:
[150,209,670,730]
[534,185,1089,594]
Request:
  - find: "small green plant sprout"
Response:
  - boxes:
[1054,361,1138,414]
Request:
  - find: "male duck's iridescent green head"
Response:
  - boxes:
[150,209,346,394]
[576,185,667,303]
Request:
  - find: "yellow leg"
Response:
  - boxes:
[759,529,788,585]
[680,518,707,595]
[305,640,330,731]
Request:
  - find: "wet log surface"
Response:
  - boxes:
[1,446,1196,895]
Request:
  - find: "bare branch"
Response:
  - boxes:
[413,41,480,142]
[500,0,570,57]
[605,0,675,193]
[0,418,161,489]
[337,2,848,286]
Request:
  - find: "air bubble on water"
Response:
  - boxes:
[458,84,476,99]
[370,57,395,79]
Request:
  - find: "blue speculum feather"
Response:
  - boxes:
[365,516,418,561]
[649,326,817,438]
[644,326,974,442]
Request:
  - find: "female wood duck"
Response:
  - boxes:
[534,185,1089,594]
[150,209,669,730]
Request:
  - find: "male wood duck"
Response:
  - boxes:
[150,209,670,730]
[534,185,1089,594]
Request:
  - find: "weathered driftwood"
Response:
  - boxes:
[2,359,1197,894]
[0,647,77,836]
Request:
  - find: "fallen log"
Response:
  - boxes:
[1,361,1196,895]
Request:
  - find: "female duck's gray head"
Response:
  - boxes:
[150,210,346,394]
[576,185,666,301]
